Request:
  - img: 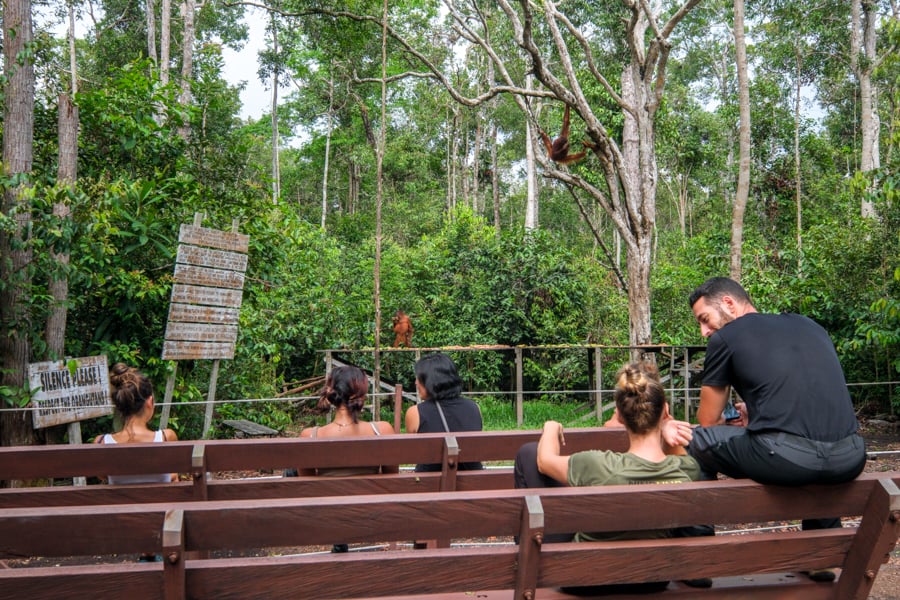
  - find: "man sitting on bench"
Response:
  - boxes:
[684,277,867,582]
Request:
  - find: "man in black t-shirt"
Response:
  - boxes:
[686,277,866,540]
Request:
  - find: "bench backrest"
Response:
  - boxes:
[0,428,628,508]
[2,472,898,600]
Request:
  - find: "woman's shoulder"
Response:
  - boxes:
[375,421,395,435]
[162,428,178,442]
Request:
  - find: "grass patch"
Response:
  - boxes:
[477,395,607,430]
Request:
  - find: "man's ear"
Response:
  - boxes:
[720,295,738,316]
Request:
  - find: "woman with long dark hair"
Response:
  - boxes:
[299,365,397,475]
[405,353,483,471]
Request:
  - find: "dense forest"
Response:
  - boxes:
[1,0,897,446]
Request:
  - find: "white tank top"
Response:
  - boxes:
[104,430,173,485]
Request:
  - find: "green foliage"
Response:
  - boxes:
[77,60,188,179]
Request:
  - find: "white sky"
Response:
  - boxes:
[222,7,288,121]
[45,5,278,122]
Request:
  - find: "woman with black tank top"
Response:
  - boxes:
[405,353,483,471]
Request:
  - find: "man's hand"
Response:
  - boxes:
[726,401,748,427]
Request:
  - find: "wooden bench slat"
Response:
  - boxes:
[0,564,163,600]
[186,548,519,600]
[539,530,852,585]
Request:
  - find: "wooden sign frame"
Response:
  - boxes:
[160,214,249,437]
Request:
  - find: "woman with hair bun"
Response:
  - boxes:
[93,363,178,484]
[298,365,397,476]
[514,361,705,592]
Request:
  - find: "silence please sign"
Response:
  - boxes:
[28,355,112,429]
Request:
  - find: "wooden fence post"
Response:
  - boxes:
[515,347,524,427]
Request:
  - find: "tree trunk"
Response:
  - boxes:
[852,0,880,218]
[794,46,803,272]
[525,116,539,231]
[45,94,78,360]
[473,112,482,210]
[321,73,334,229]
[147,0,158,65]
[348,161,360,214]
[524,75,538,232]
[270,14,280,204]
[68,2,78,92]
[1,0,37,451]
[730,0,751,282]
[372,0,389,419]
[620,60,655,356]
[449,107,459,210]
[160,0,172,86]
[178,0,196,140]
[491,122,501,235]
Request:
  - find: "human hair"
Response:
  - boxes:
[613,362,667,435]
[317,366,369,423]
[414,353,463,403]
[109,363,155,419]
[688,277,754,309]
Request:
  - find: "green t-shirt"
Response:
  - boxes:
[567,450,702,542]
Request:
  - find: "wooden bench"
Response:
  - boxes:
[0,429,628,508]
[1,473,898,599]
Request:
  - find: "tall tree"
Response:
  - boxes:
[161,0,172,85]
[1,0,38,449]
[147,0,158,65]
[177,0,198,140]
[44,3,80,360]
[730,0,750,281]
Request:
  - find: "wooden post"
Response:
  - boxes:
[191,444,208,501]
[515,347,524,427]
[514,495,544,600]
[593,347,602,422]
[159,364,178,430]
[682,346,691,421]
[202,359,220,439]
[67,421,86,486]
[393,385,403,434]
[162,509,186,600]
[668,346,676,418]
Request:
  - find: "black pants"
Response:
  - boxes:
[688,428,867,530]
[513,442,710,594]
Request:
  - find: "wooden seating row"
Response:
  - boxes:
[0,429,628,508]
[1,472,898,600]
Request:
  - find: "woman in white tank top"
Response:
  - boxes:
[93,363,178,484]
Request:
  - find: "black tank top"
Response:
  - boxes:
[414,396,483,472]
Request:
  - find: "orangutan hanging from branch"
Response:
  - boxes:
[539,104,596,165]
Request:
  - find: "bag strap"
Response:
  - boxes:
[434,401,451,433]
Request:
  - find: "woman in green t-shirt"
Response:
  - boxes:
[514,362,708,592]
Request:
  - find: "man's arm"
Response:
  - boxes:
[536,420,570,484]
[697,384,730,426]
